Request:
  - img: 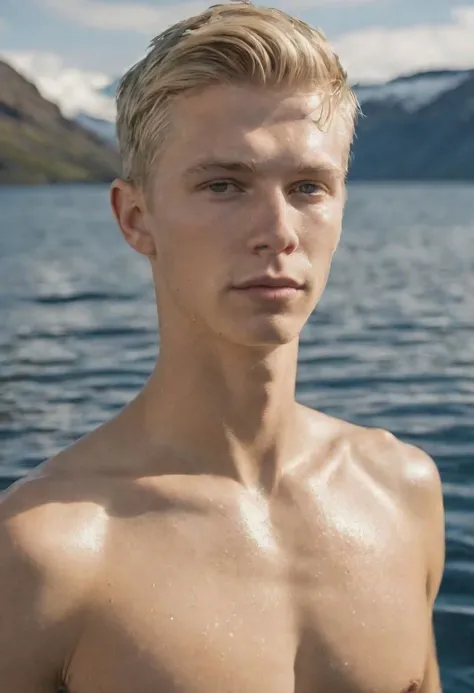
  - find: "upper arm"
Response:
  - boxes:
[401,440,446,692]
[403,442,445,605]
[368,431,445,691]
[0,479,104,692]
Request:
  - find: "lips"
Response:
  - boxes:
[233,276,304,290]
[231,275,305,302]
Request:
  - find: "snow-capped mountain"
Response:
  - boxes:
[81,68,474,145]
[354,69,474,113]
[3,51,474,179]
[351,68,474,180]
[108,68,474,180]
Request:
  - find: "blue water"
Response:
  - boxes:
[0,183,473,690]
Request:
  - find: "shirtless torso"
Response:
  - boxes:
[0,405,444,693]
[0,6,446,691]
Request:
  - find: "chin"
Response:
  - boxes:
[218,315,305,348]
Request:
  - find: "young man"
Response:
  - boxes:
[0,3,445,692]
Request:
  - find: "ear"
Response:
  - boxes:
[110,178,156,257]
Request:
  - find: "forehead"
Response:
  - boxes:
[162,84,349,175]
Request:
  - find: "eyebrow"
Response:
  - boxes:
[183,159,345,181]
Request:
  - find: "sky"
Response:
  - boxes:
[1,0,474,120]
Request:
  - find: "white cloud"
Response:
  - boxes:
[0,50,116,120]
[40,0,378,34]
[335,6,474,83]
[41,0,223,33]
[6,3,474,125]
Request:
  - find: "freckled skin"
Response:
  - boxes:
[0,85,444,693]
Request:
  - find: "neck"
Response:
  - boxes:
[137,333,306,491]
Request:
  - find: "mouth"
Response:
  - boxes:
[231,276,305,301]
[233,286,302,301]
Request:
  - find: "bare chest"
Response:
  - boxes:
[67,487,429,693]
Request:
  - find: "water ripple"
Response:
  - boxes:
[0,183,473,691]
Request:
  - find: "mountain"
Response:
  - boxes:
[73,78,119,143]
[4,55,474,183]
[0,60,121,184]
[75,113,116,144]
[350,69,474,180]
[75,67,474,181]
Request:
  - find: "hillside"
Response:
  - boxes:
[3,56,474,183]
[0,60,121,184]
[78,68,474,181]
[350,69,474,180]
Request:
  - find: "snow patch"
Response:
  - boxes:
[355,72,471,112]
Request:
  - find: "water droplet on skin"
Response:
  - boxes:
[229,632,234,638]
[170,616,175,621]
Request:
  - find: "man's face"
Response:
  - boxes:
[143,84,348,347]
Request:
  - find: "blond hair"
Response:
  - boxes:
[116,1,359,187]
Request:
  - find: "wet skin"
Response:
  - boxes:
[0,84,445,692]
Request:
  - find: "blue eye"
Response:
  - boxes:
[207,181,239,194]
[297,182,322,195]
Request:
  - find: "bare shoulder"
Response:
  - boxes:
[344,424,443,515]
[341,420,445,601]
[0,409,144,581]
[1,464,108,581]
[0,453,110,622]
[305,407,443,504]
[0,440,113,688]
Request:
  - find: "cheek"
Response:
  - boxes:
[154,218,227,304]
[303,206,342,258]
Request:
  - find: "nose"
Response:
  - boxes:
[249,190,300,256]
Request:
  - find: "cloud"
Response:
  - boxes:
[0,50,116,120]
[9,2,474,120]
[40,0,378,34]
[335,6,474,83]
[40,0,225,33]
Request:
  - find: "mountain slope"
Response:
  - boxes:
[77,68,474,181]
[4,56,474,183]
[350,69,474,180]
[0,60,121,184]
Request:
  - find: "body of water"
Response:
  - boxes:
[0,183,473,690]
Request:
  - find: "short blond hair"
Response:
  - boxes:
[116,1,359,187]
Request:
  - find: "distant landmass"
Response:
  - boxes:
[0,60,121,185]
[78,68,474,181]
[351,69,474,180]
[2,57,474,184]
